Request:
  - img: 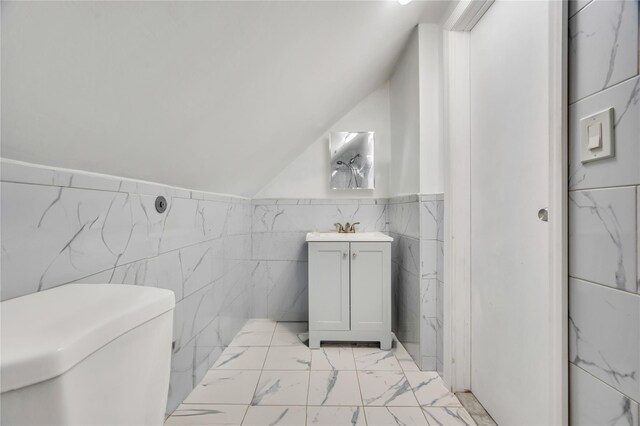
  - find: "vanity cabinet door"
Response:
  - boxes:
[308,242,350,331]
[350,242,391,331]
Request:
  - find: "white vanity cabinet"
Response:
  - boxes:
[306,232,393,350]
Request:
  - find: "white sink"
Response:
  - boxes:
[305,231,393,242]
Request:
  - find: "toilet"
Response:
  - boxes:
[1,284,175,425]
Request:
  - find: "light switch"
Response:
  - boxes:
[580,108,614,163]
[587,122,601,150]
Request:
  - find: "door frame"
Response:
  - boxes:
[441,1,568,424]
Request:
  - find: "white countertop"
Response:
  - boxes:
[306,231,393,242]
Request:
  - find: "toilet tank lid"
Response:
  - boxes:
[0,284,175,393]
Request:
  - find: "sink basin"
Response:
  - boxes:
[305,231,393,242]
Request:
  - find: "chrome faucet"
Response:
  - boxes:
[334,222,360,233]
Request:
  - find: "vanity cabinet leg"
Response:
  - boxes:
[380,335,392,350]
[309,333,321,349]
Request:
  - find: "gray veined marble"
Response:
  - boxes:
[263,346,312,370]
[365,407,429,426]
[252,200,388,233]
[243,406,307,426]
[251,371,309,406]
[167,324,467,424]
[569,278,640,401]
[421,240,438,280]
[252,260,308,321]
[270,331,306,347]
[568,0,639,103]
[420,317,438,359]
[394,235,420,277]
[388,195,445,372]
[311,347,356,370]
[405,371,461,407]
[388,200,420,238]
[308,370,362,406]
[420,200,441,241]
[164,404,248,425]
[420,278,438,318]
[228,329,274,347]
[171,282,218,353]
[1,183,143,297]
[357,371,419,406]
[353,347,403,371]
[569,188,637,293]
[570,363,639,426]
[393,266,421,366]
[252,232,308,262]
[183,370,261,405]
[394,342,421,372]
[307,406,366,425]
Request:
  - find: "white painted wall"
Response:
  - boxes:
[388,24,444,197]
[389,28,421,196]
[254,84,390,199]
[419,24,444,194]
[1,1,450,197]
[257,22,444,201]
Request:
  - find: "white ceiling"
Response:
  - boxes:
[1,1,450,196]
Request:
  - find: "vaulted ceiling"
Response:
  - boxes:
[1,1,450,196]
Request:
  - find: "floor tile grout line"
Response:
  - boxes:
[267,323,277,346]
[239,322,275,425]
[418,399,434,425]
[176,401,465,408]
[353,348,367,423]
[237,404,250,426]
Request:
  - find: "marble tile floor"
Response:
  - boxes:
[165,319,476,426]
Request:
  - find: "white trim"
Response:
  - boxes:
[442,29,471,393]
[443,0,494,32]
[0,158,250,201]
[547,1,569,424]
[441,0,495,396]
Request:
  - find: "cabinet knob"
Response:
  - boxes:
[343,252,347,259]
[352,252,357,259]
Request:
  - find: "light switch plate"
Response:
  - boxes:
[580,108,614,163]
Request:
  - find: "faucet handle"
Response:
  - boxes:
[334,223,344,233]
[350,222,360,233]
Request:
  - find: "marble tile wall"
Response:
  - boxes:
[568,1,639,424]
[568,0,638,103]
[388,194,444,372]
[420,194,444,374]
[250,198,388,322]
[388,196,421,369]
[0,159,254,415]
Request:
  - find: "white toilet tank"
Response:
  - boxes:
[1,284,175,426]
